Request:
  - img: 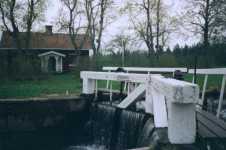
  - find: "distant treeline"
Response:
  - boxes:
[94,43,226,69]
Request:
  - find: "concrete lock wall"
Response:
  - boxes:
[0,98,87,131]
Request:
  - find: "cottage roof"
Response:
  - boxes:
[0,31,92,50]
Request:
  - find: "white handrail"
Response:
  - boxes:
[188,68,226,75]
[103,67,188,73]
[103,67,188,97]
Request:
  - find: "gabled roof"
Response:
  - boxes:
[0,31,92,50]
[38,51,66,57]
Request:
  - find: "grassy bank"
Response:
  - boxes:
[0,72,224,99]
[0,73,81,99]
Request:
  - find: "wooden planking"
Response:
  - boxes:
[197,122,217,138]
[189,68,226,75]
[152,91,168,127]
[118,84,145,109]
[103,67,188,73]
[197,113,226,138]
[196,108,226,131]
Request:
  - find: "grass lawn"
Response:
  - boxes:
[0,72,224,99]
[184,74,223,91]
[0,73,82,99]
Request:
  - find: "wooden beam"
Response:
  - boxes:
[200,74,208,105]
[150,75,199,104]
[118,84,145,109]
[189,68,226,75]
[152,90,168,128]
[81,71,148,83]
[217,75,226,118]
[81,71,199,104]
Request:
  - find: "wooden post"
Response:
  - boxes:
[200,74,208,105]
[192,75,195,83]
[217,75,226,118]
[148,75,199,144]
[127,82,130,95]
[95,80,98,98]
[167,102,196,144]
[106,70,111,89]
[145,76,153,114]
[82,78,95,94]
[152,90,168,128]
[110,80,113,102]
[124,70,129,92]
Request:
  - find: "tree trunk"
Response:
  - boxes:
[203,0,210,47]
[96,0,106,54]
[25,0,34,49]
[156,0,161,57]
[10,0,21,49]
[146,0,154,57]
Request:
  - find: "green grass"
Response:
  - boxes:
[0,72,224,99]
[0,73,82,99]
[184,74,223,90]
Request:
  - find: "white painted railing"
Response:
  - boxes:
[81,71,199,144]
[188,68,226,118]
[102,67,188,94]
[102,67,188,74]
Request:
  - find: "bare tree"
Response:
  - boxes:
[24,0,46,48]
[85,0,113,55]
[59,0,82,50]
[125,0,155,56]
[124,0,175,57]
[58,0,91,54]
[0,0,21,48]
[156,0,161,54]
[106,34,136,66]
[0,0,46,49]
[185,0,226,47]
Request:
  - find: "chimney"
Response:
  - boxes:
[45,25,53,35]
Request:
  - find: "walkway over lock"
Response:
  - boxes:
[81,71,199,144]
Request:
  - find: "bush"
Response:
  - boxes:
[12,54,42,80]
[0,52,42,80]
